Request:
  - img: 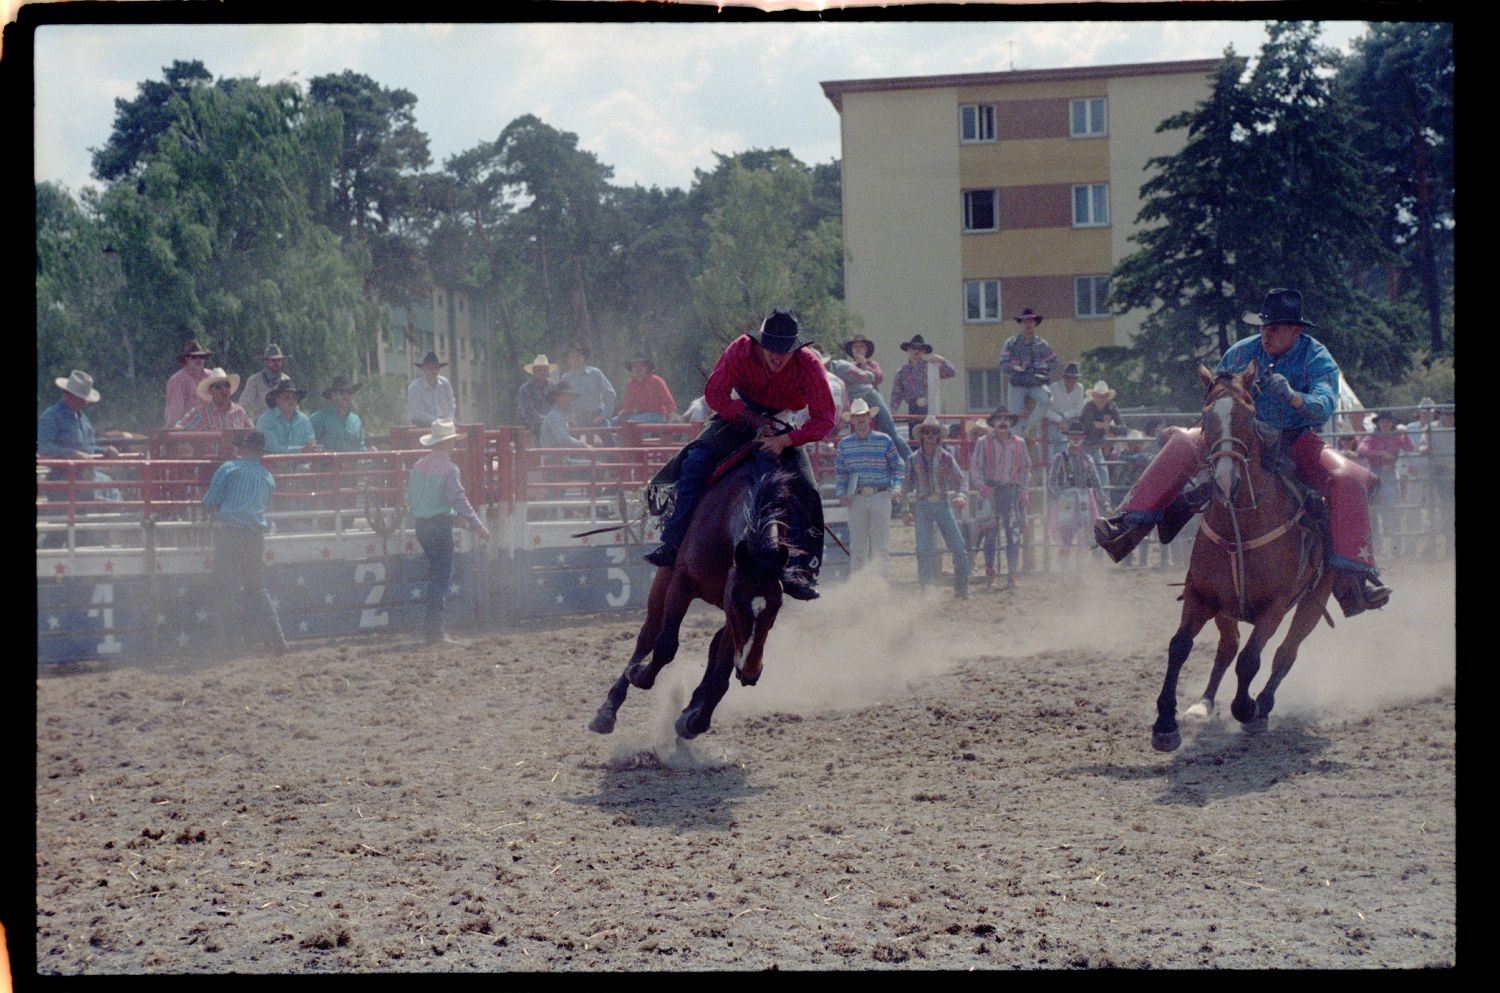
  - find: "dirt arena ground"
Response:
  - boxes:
[34,553,1455,973]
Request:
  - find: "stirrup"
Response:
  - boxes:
[1094,514,1153,564]
[1331,569,1392,619]
[644,544,677,567]
[781,575,819,601]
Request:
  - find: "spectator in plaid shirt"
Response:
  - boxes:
[902,415,969,598]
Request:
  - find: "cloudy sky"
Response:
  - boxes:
[32,16,1376,197]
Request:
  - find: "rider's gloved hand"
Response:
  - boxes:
[1263,372,1296,405]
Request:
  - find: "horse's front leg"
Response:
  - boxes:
[676,626,735,740]
[587,670,634,735]
[1186,613,1240,721]
[589,569,673,734]
[1155,595,1216,751]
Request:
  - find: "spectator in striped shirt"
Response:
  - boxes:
[201,430,288,656]
[174,367,252,432]
[969,408,1032,589]
[835,398,904,578]
[902,415,969,598]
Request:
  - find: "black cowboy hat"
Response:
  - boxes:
[1061,361,1080,377]
[628,356,655,372]
[177,339,213,363]
[416,351,447,368]
[899,334,934,354]
[843,336,876,358]
[1014,308,1043,325]
[1066,420,1086,435]
[756,310,807,354]
[265,377,306,405]
[1243,288,1318,329]
[322,375,362,399]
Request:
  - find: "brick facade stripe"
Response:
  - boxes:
[997,184,1074,230]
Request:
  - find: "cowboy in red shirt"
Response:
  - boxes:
[645,311,835,600]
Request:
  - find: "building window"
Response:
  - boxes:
[1072,184,1110,227]
[967,368,1004,412]
[960,103,996,143]
[1070,98,1107,137]
[1075,275,1111,318]
[964,279,1001,322]
[963,190,997,232]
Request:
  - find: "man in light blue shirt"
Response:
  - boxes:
[201,430,288,655]
[255,379,321,454]
[408,351,457,427]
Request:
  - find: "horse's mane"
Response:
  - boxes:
[736,469,803,574]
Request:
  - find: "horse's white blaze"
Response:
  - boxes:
[1211,396,1237,498]
[750,596,766,618]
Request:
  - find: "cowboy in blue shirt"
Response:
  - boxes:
[1095,289,1391,618]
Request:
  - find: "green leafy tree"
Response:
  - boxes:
[1111,22,1407,407]
[1344,21,1455,357]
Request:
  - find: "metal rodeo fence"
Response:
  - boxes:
[36,411,1451,663]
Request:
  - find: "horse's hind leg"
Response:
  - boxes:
[588,671,633,735]
[627,572,690,690]
[1247,591,1330,734]
[676,627,735,740]
[1154,595,1216,752]
[1229,608,1290,726]
[1186,614,1239,721]
[589,570,673,733]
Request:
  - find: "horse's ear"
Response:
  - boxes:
[1241,359,1258,393]
[1198,365,1214,389]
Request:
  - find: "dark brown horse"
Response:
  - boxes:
[588,465,798,740]
[1152,365,1335,751]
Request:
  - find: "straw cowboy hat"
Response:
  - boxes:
[1243,288,1318,329]
[261,343,289,361]
[1088,380,1117,402]
[915,414,944,436]
[321,375,362,399]
[176,339,213,364]
[56,369,101,403]
[848,398,874,417]
[195,367,241,402]
[524,354,557,375]
[420,418,461,447]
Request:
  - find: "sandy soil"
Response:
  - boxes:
[35,554,1456,973]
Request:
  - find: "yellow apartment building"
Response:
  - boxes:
[821,59,1223,412]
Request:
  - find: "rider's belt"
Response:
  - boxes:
[856,485,887,495]
[923,494,946,503]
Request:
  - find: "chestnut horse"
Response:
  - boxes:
[1152,365,1335,752]
[588,465,798,740]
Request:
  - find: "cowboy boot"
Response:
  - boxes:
[1331,567,1393,619]
[1156,493,1199,545]
[1094,513,1154,563]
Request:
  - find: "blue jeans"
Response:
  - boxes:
[913,500,968,593]
[414,516,455,639]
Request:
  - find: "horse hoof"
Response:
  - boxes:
[626,664,656,690]
[1242,717,1268,736]
[1152,731,1182,752]
[587,712,616,735]
[674,714,702,740]
[1184,699,1216,721]
[736,671,759,687]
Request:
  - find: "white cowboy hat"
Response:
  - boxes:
[55,370,101,403]
[195,367,241,402]
[915,414,944,435]
[524,354,557,374]
[1088,380,1117,401]
[420,418,461,447]
[848,398,873,417]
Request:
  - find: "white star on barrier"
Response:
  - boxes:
[195,610,209,623]
[410,589,422,601]
[556,553,566,564]
[295,576,307,587]
[156,614,166,625]
[298,621,309,633]
[577,576,587,586]
[177,632,190,647]
[324,594,335,605]
[47,616,60,629]
[555,594,565,604]
[449,583,459,595]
